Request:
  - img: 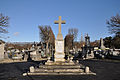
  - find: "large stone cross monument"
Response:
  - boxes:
[24,16,96,76]
[54,16,66,62]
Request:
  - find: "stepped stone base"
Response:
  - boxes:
[23,60,96,76]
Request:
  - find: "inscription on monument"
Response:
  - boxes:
[56,41,64,53]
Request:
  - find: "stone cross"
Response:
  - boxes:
[54,16,66,34]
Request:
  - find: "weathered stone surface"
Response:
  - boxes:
[45,62,75,65]
[54,69,83,72]
[55,40,64,53]
[85,66,89,73]
[27,72,96,75]
[100,38,106,50]
[0,42,5,60]
[23,73,27,76]
[54,16,66,35]
[35,68,84,73]
[30,66,34,72]
[54,37,65,62]
[39,65,81,69]
[54,16,65,62]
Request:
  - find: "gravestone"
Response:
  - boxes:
[54,16,66,62]
[85,34,90,47]
[0,41,5,60]
[82,34,94,59]
[100,38,106,50]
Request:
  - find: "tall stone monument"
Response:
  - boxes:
[82,34,94,59]
[23,16,96,76]
[85,34,90,47]
[54,16,66,62]
[100,38,106,50]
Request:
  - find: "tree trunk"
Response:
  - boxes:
[46,42,49,56]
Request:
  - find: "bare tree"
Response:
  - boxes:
[107,14,120,35]
[64,34,74,50]
[68,28,78,41]
[106,13,120,48]
[38,25,55,56]
[0,13,9,35]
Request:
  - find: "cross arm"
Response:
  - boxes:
[54,21,59,24]
[61,20,66,24]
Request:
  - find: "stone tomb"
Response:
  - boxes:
[23,16,96,76]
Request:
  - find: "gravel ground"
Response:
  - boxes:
[0,59,120,80]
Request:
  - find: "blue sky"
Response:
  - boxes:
[0,0,120,42]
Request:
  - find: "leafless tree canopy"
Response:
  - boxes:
[39,25,51,42]
[64,34,74,50]
[0,13,9,34]
[38,25,55,55]
[107,14,120,35]
[68,28,78,41]
[38,25,55,47]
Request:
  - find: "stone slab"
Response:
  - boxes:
[45,62,75,65]
[35,68,84,73]
[39,65,81,69]
[25,72,96,76]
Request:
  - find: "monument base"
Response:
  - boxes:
[54,39,65,62]
[23,60,96,76]
[54,53,65,62]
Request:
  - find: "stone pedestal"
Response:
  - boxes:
[54,39,65,62]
